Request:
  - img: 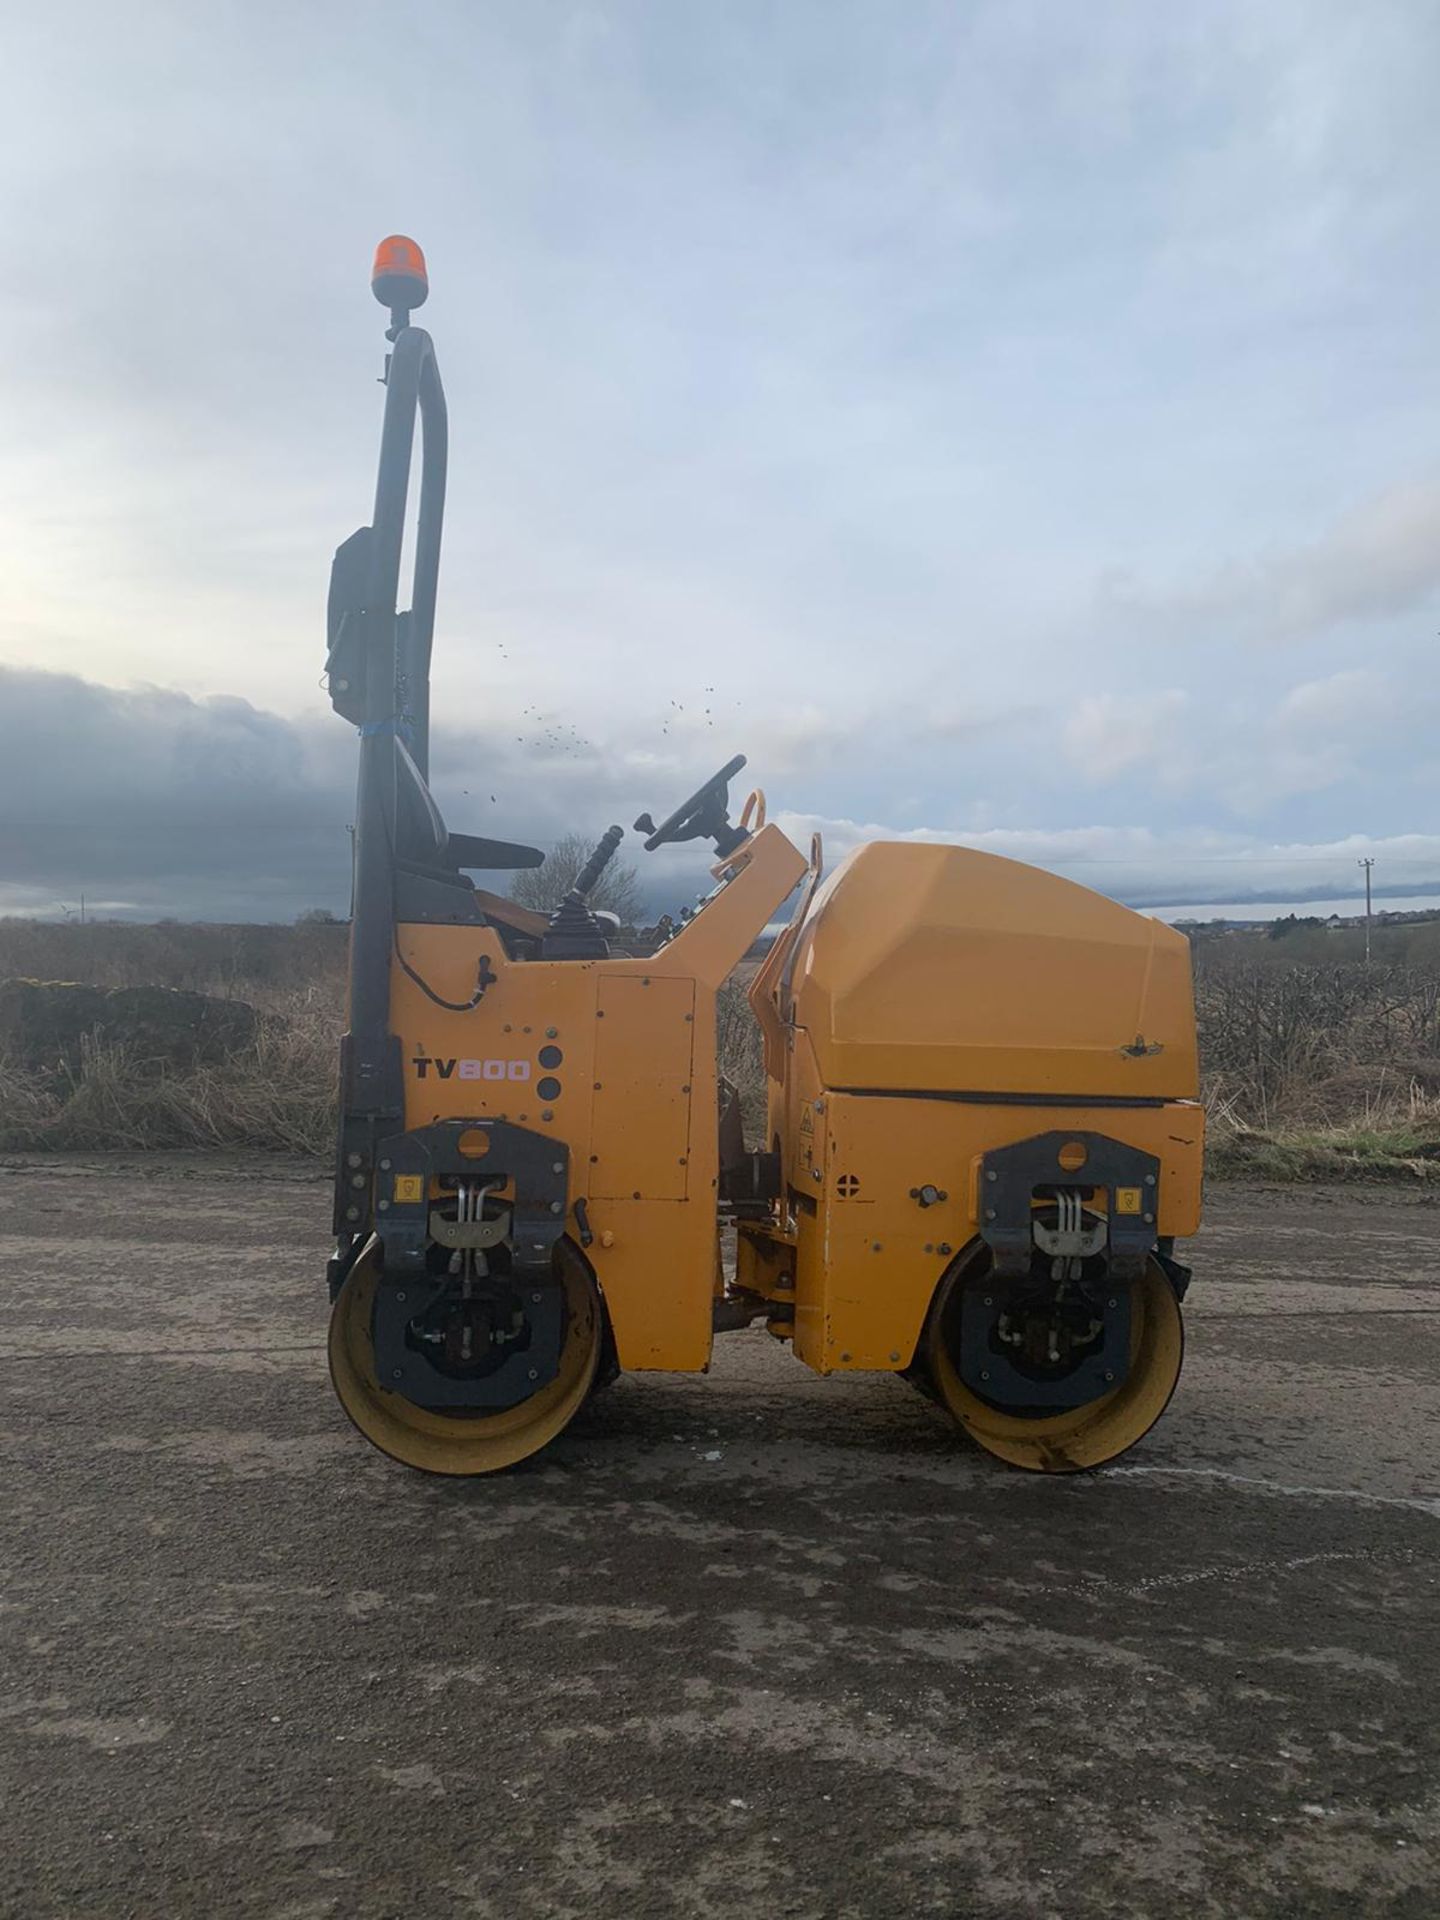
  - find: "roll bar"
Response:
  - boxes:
[370,328,447,781]
[339,318,448,1149]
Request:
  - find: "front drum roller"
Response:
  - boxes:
[328,1237,602,1476]
[922,1241,1184,1474]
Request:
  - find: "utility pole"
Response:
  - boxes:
[1357,857,1375,963]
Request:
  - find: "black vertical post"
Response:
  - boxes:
[407,388,446,780]
[339,326,448,1218]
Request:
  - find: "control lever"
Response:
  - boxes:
[542,825,626,959]
[571,825,624,899]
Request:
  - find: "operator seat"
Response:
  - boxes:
[393,738,543,876]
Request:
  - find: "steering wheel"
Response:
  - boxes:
[635,754,748,854]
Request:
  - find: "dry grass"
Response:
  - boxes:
[1194,956,1440,1124]
[1192,952,1440,1178]
[0,916,347,1000]
[0,985,338,1156]
[717,976,767,1140]
[0,921,345,1156]
[1205,1077,1440,1183]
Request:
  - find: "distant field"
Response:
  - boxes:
[1190,916,1440,1176]
[4,914,1440,1175]
[0,916,349,1002]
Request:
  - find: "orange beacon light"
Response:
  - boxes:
[371,235,429,316]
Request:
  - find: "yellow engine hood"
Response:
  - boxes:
[787,842,1198,1100]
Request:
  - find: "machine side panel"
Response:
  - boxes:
[387,930,715,1372]
[587,976,715,1373]
[392,928,598,1133]
[586,1194,716,1371]
[590,977,695,1200]
[794,1089,1203,1373]
[785,1031,831,1371]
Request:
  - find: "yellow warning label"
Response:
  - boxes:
[1114,1186,1142,1215]
[799,1103,815,1137]
[393,1174,424,1204]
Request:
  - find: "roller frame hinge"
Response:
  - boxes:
[979,1130,1160,1281]
[371,1120,570,1280]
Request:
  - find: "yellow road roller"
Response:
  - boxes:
[323,238,1204,1476]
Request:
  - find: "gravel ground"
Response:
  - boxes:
[0,1156,1437,1919]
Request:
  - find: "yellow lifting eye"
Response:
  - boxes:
[1057,1140,1088,1173]
[457,1127,491,1159]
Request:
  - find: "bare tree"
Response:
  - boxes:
[508,831,645,925]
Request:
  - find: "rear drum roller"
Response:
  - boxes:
[922,1241,1184,1473]
[328,1237,602,1475]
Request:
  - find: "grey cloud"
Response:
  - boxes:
[0,668,353,918]
[0,666,1363,913]
[0,666,728,921]
[1103,480,1440,647]
[775,808,1440,913]
[5,665,1436,925]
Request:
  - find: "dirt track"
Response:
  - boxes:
[0,1158,1437,1919]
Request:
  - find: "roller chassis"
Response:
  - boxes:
[319,239,1205,1476]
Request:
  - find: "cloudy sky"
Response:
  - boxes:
[2,1,1439,921]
